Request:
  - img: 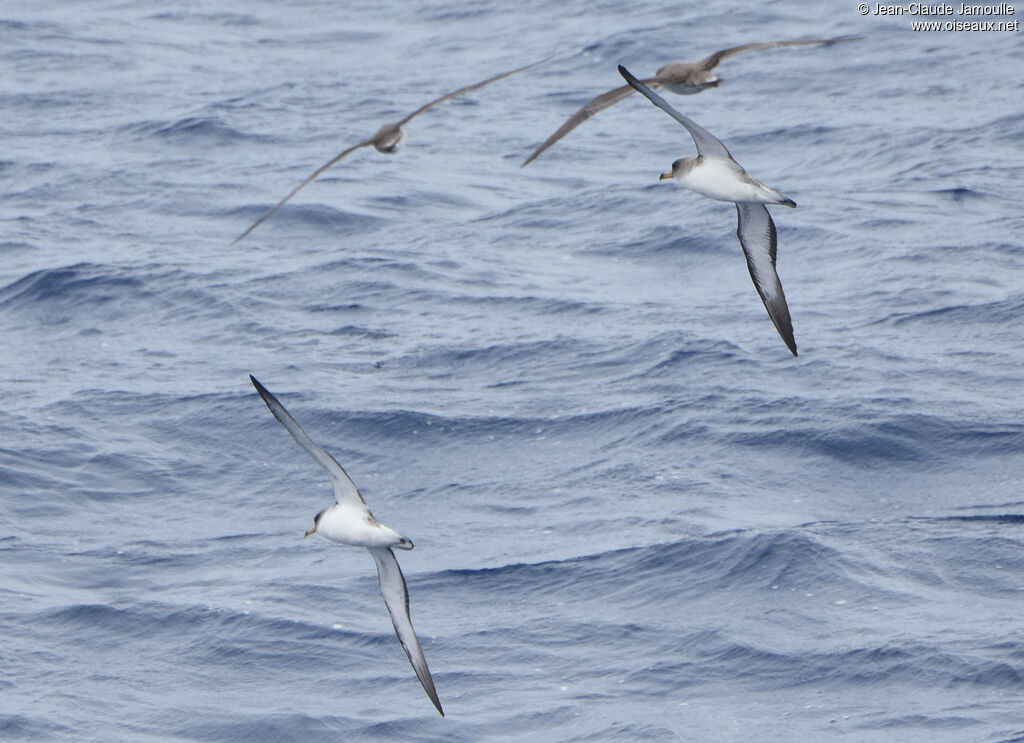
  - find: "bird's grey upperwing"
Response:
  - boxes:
[735,204,797,357]
[618,65,732,160]
[398,57,547,127]
[231,138,374,245]
[368,546,444,716]
[521,79,657,167]
[249,375,367,505]
[697,36,863,71]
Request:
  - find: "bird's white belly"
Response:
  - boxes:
[317,503,406,548]
[681,159,776,204]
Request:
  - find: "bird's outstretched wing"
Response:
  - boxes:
[696,36,862,71]
[368,547,444,716]
[398,58,546,126]
[232,58,544,244]
[521,79,658,167]
[618,65,732,160]
[250,375,366,505]
[735,204,797,357]
[231,139,374,245]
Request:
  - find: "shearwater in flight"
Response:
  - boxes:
[619,65,799,356]
[250,375,444,715]
[522,36,857,167]
[234,59,543,244]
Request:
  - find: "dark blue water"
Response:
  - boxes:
[2,1,1024,741]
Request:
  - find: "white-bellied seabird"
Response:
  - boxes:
[619,65,799,357]
[233,58,545,244]
[249,375,444,716]
[522,37,857,167]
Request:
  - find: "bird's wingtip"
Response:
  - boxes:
[249,375,270,397]
[618,65,644,90]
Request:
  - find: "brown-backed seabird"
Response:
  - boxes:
[522,37,857,167]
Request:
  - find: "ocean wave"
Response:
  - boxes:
[134,116,253,144]
[436,529,853,602]
[727,414,1024,465]
[0,263,144,323]
[226,202,388,236]
[0,714,73,742]
[887,294,1024,327]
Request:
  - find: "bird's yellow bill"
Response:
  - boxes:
[659,171,672,181]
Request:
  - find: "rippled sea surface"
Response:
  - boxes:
[3,1,1024,741]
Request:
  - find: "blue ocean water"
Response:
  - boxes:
[2,1,1024,740]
